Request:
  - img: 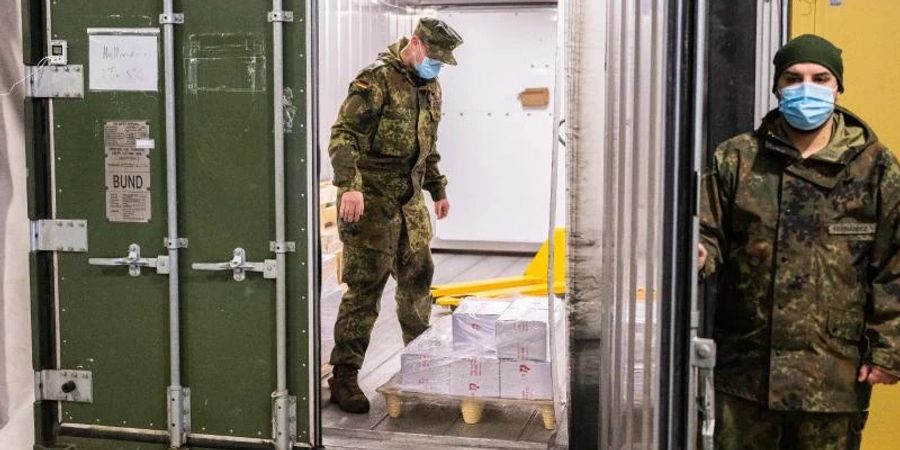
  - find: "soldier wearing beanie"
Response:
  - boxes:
[699,34,900,449]
[326,18,463,414]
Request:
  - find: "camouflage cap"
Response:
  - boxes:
[414,17,463,66]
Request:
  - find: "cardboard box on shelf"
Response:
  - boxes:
[452,298,511,354]
[500,360,553,400]
[450,356,501,398]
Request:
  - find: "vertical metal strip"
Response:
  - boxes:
[645,0,667,446]
[600,0,620,445]
[625,0,643,446]
[43,0,65,427]
[661,0,693,445]
[611,0,630,446]
[306,0,322,446]
[687,0,709,447]
[545,0,562,434]
[160,0,185,448]
[271,2,291,450]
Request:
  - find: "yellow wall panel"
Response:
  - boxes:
[791,2,900,448]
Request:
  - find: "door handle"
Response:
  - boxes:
[88,243,169,277]
[191,247,276,282]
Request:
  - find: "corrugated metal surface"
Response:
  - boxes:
[754,0,785,125]
[318,1,417,181]
[567,0,666,448]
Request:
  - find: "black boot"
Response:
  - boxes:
[328,365,370,414]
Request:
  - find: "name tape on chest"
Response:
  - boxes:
[827,223,876,236]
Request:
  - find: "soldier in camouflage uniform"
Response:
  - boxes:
[699,35,900,449]
[326,18,463,413]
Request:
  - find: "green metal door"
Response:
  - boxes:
[23,1,314,448]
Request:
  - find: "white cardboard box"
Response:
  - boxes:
[496,302,549,362]
[452,299,511,354]
[450,356,501,398]
[399,317,453,394]
[500,360,553,400]
[400,353,452,395]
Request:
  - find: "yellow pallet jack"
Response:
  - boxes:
[431,228,567,308]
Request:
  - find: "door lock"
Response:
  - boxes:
[191,247,276,281]
[88,243,170,277]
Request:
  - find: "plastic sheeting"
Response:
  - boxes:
[397,297,566,403]
[0,1,36,447]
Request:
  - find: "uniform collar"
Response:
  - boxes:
[380,38,438,87]
[758,107,877,190]
[759,106,873,166]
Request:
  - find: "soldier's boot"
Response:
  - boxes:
[328,365,370,414]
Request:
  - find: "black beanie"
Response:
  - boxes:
[772,34,844,93]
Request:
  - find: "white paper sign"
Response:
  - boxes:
[89,30,159,91]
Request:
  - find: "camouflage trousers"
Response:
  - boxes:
[329,230,434,371]
[715,392,867,450]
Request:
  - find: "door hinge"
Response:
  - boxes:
[269,241,296,254]
[272,392,297,445]
[31,219,88,252]
[34,370,93,403]
[267,10,294,22]
[167,386,192,440]
[25,65,84,98]
[691,338,716,450]
[159,13,185,24]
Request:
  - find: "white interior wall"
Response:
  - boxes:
[318,0,417,181]
[430,8,560,248]
[0,0,36,447]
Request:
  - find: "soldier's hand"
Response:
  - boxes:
[435,199,450,220]
[698,244,708,271]
[340,191,364,223]
[858,363,900,386]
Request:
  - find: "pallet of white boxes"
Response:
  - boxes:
[377,297,565,430]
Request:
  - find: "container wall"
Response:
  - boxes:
[566,0,667,448]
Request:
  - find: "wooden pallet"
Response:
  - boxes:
[376,374,556,430]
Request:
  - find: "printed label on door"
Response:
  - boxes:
[104,121,151,222]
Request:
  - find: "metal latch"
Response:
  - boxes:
[31,219,88,252]
[34,370,92,403]
[191,248,276,281]
[691,338,716,450]
[25,65,84,98]
[88,243,170,277]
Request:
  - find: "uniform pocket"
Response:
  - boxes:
[827,307,865,342]
[373,109,417,157]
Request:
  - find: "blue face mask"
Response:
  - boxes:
[778,82,836,131]
[415,56,442,80]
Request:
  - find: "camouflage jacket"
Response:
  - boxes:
[701,107,900,412]
[328,38,447,254]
